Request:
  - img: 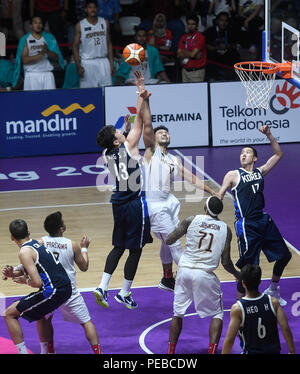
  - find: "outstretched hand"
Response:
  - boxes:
[80,235,91,249]
[258,125,271,137]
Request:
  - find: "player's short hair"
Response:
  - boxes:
[96,125,116,150]
[242,145,258,158]
[44,211,63,236]
[134,26,147,34]
[30,15,43,24]
[205,196,223,217]
[9,219,29,240]
[154,125,169,134]
[241,264,262,291]
[186,13,199,25]
[85,0,98,6]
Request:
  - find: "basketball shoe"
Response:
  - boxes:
[114,292,138,310]
[94,287,109,308]
[263,284,287,307]
[158,277,175,292]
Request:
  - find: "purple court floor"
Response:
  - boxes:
[0,278,299,354]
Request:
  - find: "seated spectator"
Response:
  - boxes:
[177,13,206,83]
[148,13,172,51]
[204,11,240,81]
[97,0,122,45]
[113,26,171,86]
[148,13,173,65]
[237,0,264,56]
[0,56,23,91]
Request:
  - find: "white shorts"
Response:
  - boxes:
[24,71,55,90]
[173,267,223,318]
[148,194,180,234]
[80,58,112,88]
[60,289,91,324]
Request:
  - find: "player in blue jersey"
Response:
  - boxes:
[2,219,72,354]
[222,264,295,354]
[218,125,292,306]
[93,71,153,310]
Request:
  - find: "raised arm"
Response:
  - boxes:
[218,170,238,200]
[73,235,90,272]
[166,216,194,245]
[258,125,283,176]
[125,72,150,151]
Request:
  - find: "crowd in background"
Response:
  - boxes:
[0,0,295,90]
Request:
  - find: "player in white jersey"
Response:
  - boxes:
[73,0,114,88]
[21,16,61,90]
[166,196,240,354]
[140,89,218,291]
[37,211,102,354]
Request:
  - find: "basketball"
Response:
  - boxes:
[122,43,145,66]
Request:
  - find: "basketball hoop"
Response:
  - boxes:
[234,61,292,110]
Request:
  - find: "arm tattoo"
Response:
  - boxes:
[166,216,194,245]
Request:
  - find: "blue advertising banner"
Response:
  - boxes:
[0,88,104,157]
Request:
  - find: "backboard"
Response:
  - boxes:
[264,0,300,88]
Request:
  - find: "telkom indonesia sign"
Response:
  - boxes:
[211,80,300,146]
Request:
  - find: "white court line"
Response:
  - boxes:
[138,310,231,354]
[174,149,300,256]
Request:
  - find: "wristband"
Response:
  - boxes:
[123,131,129,138]
[26,277,30,285]
[81,247,88,253]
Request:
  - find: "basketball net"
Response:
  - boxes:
[234,61,292,110]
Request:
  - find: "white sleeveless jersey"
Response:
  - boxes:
[80,17,108,60]
[179,215,228,271]
[144,146,179,201]
[24,34,54,72]
[42,235,76,290]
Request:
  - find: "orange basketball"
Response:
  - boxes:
[122,43,145,66]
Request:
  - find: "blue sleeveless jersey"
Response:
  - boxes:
[22,239,71,297]
[105,143,142,204]
[238,294,281,354]
[232,168,265,219]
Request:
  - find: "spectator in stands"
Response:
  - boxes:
[204,11,240,81]
[177,13,206,82]
[12,15,65,90]
[113,26,171,86]
[73,0,114,88]
[148,13,173,65]
[237,0,264,56]
[29,0,68,44]
[0,56,23,91]
[97,0,122,45]
[208,0,235,18]
[148,13,172,52]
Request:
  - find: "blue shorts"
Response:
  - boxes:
[112,195,153,249]
[235,213,290,269]
[16,283,72,322]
